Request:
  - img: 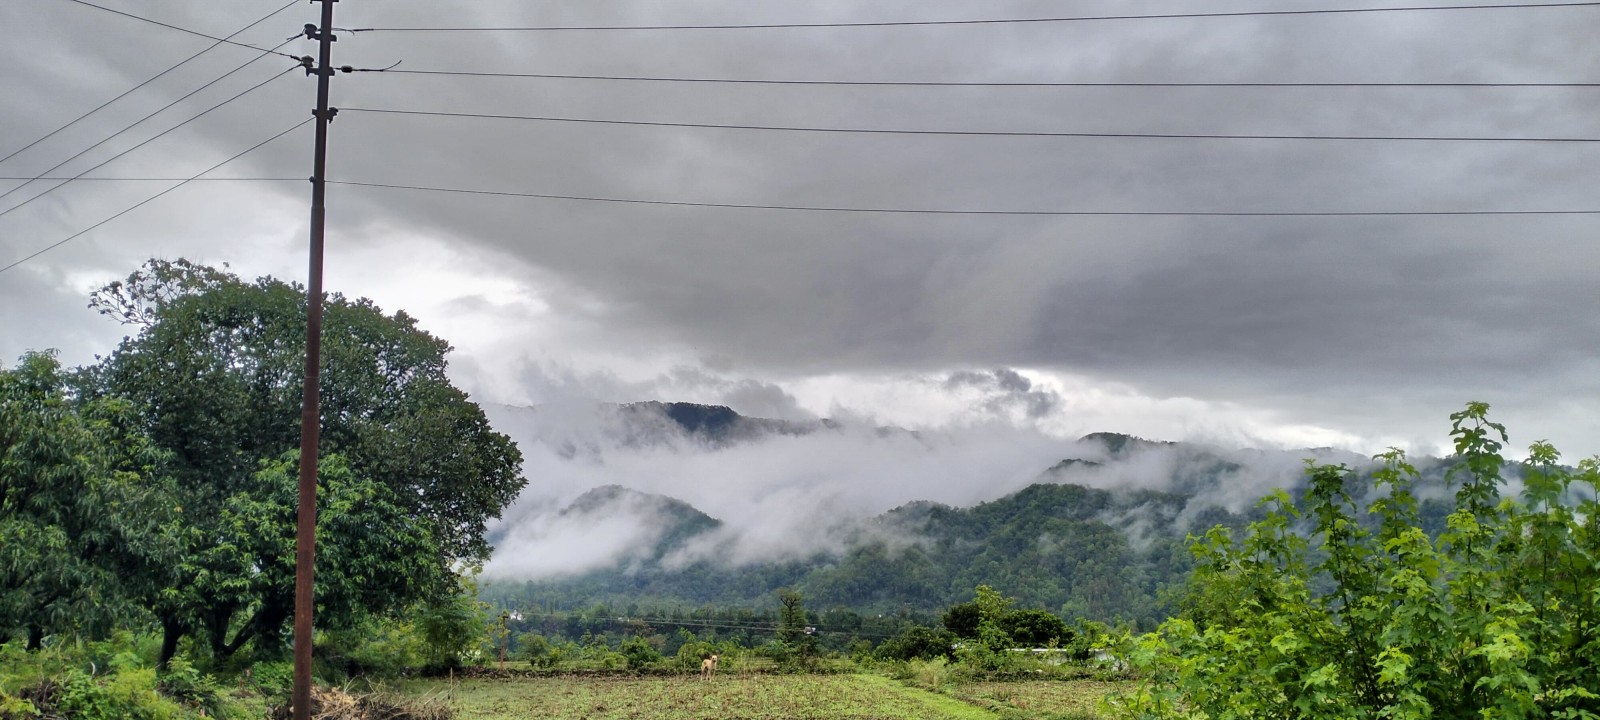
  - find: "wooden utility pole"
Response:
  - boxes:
[293,1,337,718]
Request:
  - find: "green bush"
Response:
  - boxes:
[876,625,956,662]
[998,609,1072,647]
[319,617,427,677]
[1111,404,1600,719]
[156,656,230,718]
[0,694,38,720]
[516,632,555,668]
[895,656,958,690]
[619,636,661,671]
[675,641,719,671]
[414,591,492,671]
[50,666,191,720]
[248,661,295,699]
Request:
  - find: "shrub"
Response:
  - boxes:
[876,625,956,662]
[156,656,230,718]
[619,636,661,671]
[1111,404,1600,719]
[998,609,1072,647]
[902,656,957,689]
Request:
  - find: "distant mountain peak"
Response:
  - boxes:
[1079,431,1175,456]
[617,400,822,446]
[562,484,718,523]
[1047,458,1105,474]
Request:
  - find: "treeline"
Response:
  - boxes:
[488,451,1479,632]
[477,584,1120,679]
[483,479,1269,630]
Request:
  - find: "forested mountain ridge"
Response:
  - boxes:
[481,423,1276,627]
[480,402,1498,628]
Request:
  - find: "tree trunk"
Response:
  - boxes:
[158,617,183,669]
[205,607,236,657]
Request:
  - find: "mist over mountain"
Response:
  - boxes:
[476,400,1445,624]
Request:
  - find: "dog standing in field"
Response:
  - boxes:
[700,654,719,681]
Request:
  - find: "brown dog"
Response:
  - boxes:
[700,653,719,681]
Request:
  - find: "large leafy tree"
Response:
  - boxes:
[0,352,177,649]
[79,259,525,663]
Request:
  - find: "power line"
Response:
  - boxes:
[0,118,311,277]
[342,107,1600,143]
[0,37,297,208]
[0,66,296,222]
[0,0,297,167]
[379,69,1600,89]
[328,180,1600,217]
[512,610,900,638]
[60,0,297,59]
[0,176,299,182]
[359,2,1600,31]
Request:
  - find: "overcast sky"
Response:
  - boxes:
[3,0,1599,460]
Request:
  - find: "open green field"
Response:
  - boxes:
[397,674,1126,720]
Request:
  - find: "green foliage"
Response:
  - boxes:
[155,656,230,718]
[942,602,982,638]
[1111,403,1600,719]
[318,614,430,677]
[75,259,524,662]
[776,588,818,667]
[0,634,248,720]
[414,587,493,671]
[619,635,662,670]
[674,640,718,671]
[877,625,957,662]
[998,609,1073,648]
[489,478,1201,628]
[0,352,178,646]
[169,453,443,660]
[892,656,958,690]
[517,633,558,668]
[247,661,295,699]
[0,695,37,719]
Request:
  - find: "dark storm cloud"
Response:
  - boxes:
[946,368,1060,418]
[3,1,1599,452]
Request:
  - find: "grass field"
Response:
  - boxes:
[396,673,1128,720]
[948,679,1128,719]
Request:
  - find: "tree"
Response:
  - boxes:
[942,602,982,639]
[80,259,525,663]
[619,635,661,670]
[170,453,441,660]
[998,609,1072,648]
[775,588,816,665]
[0,352,177,649]
[876,625,956,661]
[1112,403,1600,719]
[413,585,491,671]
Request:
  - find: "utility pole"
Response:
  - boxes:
[293,1,337,718]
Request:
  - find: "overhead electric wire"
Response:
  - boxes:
[378,69,1600,88]
[59,0,297,59]
[341,107,1600,143]
[0,176,300,182]
[329,180,1600,217]
[0,0,297,167]
[512,611,900,638]
[0,118,311,277]
[359,2,1600,31]
[0,65,297,222]
[0,36,298,208]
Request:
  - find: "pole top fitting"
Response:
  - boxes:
[302,22,338,42]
